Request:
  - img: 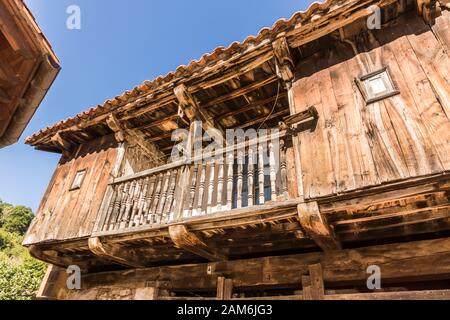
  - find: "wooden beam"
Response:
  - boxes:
[326,290,450,300]
[272,37,295,82]
[297,202,341,251]
[216,92,288,122]
[0,1,34,58]
[174,84,224,135]
[80,238,450,292]
[203,75,278,109]
[88,237,145,269]
[168,225,227,262]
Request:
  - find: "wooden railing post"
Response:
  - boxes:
[172,121,198,221]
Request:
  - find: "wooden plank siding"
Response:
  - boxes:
[23,135,119,245]
[292,12,450,200]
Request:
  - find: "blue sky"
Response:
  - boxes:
[0,0,310,212]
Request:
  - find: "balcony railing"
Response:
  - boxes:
[94,130,293,235]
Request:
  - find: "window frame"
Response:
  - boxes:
[355,66,400,104]
[70,169,87,191]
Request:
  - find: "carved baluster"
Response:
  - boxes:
[164,169,178,223]
[119,180,136,230]
[187,164,198,217]
[149,173,163,225]
[101,184,118,231]
[142,176,156,225]
[156,171,171,224]
[197,164,206,215]
[247,146,255,207]
[269,137,277,202]
[105,184,122,231]
[258,142,265,205]
[216,157,224,212]
[226,152,234,210]
[136,177,149,227]
[114,182,130,230]
[207,160,215,214]
[128,178,143,228]
[280,139,288,200]
[236,149,244,209]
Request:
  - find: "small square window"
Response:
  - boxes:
[70,170,86,190]
[356,67,399,104]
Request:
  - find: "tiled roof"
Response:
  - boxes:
[25,0,344,145]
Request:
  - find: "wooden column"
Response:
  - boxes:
[217,277,234,300]
[302,263,325,300]
[36,265,68,300]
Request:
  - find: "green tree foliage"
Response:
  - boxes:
[1,205,34,235]
[0,200,47,300]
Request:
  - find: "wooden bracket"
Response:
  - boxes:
[106,114,165,166]
[51,132,73,158]
[29,245,86,270]
[417,0,438,24]
[169,225,227,262]
[174,84,224,135]
[298,202,341,251]
[272,37,295,83]
[106,114,126,143]
[281,106,319,131]
[88,237,145,268]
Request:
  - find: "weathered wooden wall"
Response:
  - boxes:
[24,135,119,245]
[293,12,450,200]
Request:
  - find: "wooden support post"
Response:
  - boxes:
[135,287,160,300]
[169,225,227,262]
[36,265,68,300]
[301,276,312,300]
[174,84,224,135]
[308,263,325,300]
[217,276,233,300]
[297,202,341,251]
[272,37,295,83]
[88,237,145,268]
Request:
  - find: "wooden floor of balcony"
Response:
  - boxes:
[28,172,450,274]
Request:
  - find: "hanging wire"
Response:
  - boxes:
[258,80,281,130]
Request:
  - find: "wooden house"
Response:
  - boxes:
[24,0,450,300]
[0,0,60,148]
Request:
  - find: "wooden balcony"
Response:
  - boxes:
[93,131,295,237]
